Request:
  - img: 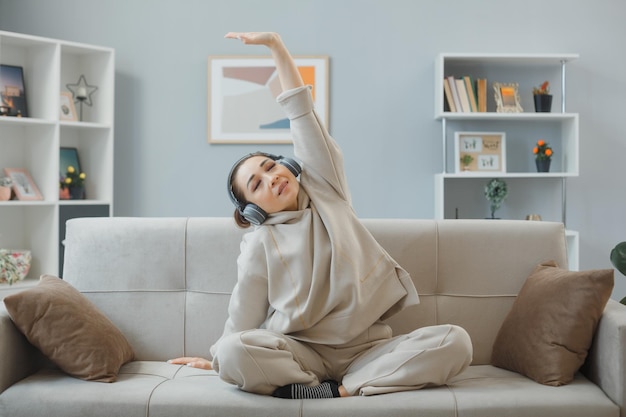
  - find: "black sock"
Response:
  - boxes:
[272,380,340,399]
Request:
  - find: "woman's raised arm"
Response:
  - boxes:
[224,32,304,92]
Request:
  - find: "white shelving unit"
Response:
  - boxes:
[0,31,114,296]
[434,53,579,270]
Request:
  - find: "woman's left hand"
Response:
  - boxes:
[167,356,213,370]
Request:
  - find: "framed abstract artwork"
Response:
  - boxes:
[207,55,329,144]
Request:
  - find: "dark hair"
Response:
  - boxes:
[233,208,251,228]
[228,153,260,229]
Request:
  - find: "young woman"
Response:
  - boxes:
[169,32,472,399]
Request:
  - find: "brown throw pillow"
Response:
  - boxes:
[3,275,134,382]
[491,261,613,386]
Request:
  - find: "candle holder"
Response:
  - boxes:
[66,75,98,121]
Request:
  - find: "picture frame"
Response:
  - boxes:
[0,64,28,117]
[493,82,523,113]
[3,168,42,200]
[454,131,506,173]
[208,55,329,144]
[59,91,78,121]
[60,147,81,177]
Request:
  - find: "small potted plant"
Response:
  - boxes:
[0,176,12,201]
[59,165,86,200]
[533,81,552,112]
[460,154,474,171]
[533,139,553,172]
[484,178,508,219]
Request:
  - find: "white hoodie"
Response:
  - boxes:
[211,86,419,357]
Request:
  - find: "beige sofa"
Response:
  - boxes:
[0,217,623,417]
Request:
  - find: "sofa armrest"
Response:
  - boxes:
[584,299,626,417]
[0,304,42,394]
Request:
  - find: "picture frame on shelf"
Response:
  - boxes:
[59,91,78,121]
[59,147,84,200]
[207,55,329,144]
[3,168,42,201]
[493,82,523,113]
[0,64,28,117]
[454,131,506,173]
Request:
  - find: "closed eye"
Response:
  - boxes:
[248,158,275,193]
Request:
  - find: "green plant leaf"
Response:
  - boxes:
[610,241,626,276]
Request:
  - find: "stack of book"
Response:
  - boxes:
[444,76,487,113]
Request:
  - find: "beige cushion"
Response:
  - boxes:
[3,274,134,382]
[491,261,613,386]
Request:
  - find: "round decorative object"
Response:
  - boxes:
[0,249,32,285]
[536,159,551,173]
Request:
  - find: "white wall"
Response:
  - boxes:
[1,0,626,299]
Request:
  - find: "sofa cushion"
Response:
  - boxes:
[3,274,134,382]
[0,363,618,417]
[491,261,613,386]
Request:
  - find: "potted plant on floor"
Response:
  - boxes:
[533,81,552,112]
[610,242,626,304]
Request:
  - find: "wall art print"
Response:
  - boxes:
[208,55,328,144]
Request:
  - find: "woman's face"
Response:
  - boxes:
[235,155,300,214]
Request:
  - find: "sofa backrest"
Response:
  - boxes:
[63,217,567,365]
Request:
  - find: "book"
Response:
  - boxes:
[455,79,472,112]
[463,76,478,112]
[446,76,462,113]
[476,78,487,112]
[443,78,457,112]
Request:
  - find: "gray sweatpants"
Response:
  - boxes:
[212,323,472,396]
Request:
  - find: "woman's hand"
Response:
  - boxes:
[224,32,280,47]
[224,31,303,91]
[167,356,213,370]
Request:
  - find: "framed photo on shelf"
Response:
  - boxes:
[59,91,78,121]
[454,131,506,173]
[60,147,81,176]
[493,82,523,113]
[207,55,329,144]
[3,168,42,200]
[0,64,28,117]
